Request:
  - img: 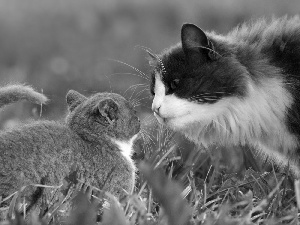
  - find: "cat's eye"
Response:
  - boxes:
[170,79,180,90]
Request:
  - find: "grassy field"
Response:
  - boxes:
[0,124,299,224]
[0,0,300,224]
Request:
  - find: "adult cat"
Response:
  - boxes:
[149,16,300,176]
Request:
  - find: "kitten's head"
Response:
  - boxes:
[66,90,140,141]
[149,23,248,131]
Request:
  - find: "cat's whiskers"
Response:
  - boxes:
[128,85,138,103]
[123,84,148,107]
[136,45,167,77]
[158,125,175,150]
[134,45,160,62]
[134,45,156,55]
[139,128,155,154]
[140,114,158,134]
[128,88,151,108]
[140,114,160,152]
[158,58,167,76]
[141,114,158,126]
[133,104,152,111]
[107,72,148,81]
[132,94,150,108]
[140,128,155,146]
[132,86,150,99]
[131,96,151,108]
[107,58,150,81]
[164,127,174,144]
[129,86,149,102]
[124,83,144,98]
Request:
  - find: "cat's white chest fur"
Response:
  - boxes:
[111,134,138,161]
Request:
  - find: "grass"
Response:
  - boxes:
[0,125,299,225]
[0,61,298,224]
[0,1,299,224]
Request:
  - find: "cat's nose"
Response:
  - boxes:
[152,105,161,115]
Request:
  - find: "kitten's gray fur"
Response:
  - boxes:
[0,84,48,108]
[0,88,140,208]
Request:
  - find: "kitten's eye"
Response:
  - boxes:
[170,79,180,90]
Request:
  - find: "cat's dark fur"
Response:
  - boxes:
[149,16,300,176]
[0,88,140,208]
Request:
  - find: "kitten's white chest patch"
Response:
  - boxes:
[111,134,138,161]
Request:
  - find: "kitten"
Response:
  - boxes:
[0,89,140,209]
[148,16,300,176]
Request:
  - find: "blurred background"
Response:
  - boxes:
[0,0,299,122]
[0,0,299,176]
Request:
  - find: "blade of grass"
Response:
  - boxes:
[139,162,191,225]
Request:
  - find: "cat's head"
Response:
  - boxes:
[149,23,248,131]
[65,90,140,141]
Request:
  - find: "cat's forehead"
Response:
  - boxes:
[155,45,189,81]
[89,92,133,109]
[91,92,125,102]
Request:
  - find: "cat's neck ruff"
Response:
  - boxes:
[185,77,297,148]
[181,77,300,175]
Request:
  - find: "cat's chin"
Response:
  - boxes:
[154,113,189,131]
[153,113,167,124]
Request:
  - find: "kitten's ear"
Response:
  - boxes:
[97,98,119,125]
[66,90,87,112]
[181,23,220,61]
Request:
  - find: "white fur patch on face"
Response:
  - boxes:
[152,73,165,114]
[152,73,229,129]
[152,73,299,167]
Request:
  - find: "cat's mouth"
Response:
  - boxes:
[154,112,167,124]
[154,112,185,127]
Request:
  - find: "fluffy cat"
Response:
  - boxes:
[0,88,140,210]
[148,16,300,176]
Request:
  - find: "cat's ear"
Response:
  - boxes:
[66,90,87,112]
[181,23,220,62]
[97,98,119,125]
